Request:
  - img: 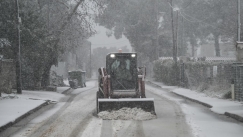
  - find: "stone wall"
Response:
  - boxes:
[0,59,15,96]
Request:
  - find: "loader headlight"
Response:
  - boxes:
[131,54,136,58]
[110,54,115,58]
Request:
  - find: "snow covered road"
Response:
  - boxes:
[146,84,243,137]
[4,80,243,137]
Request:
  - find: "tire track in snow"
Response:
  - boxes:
[120,121,145,137]
[143,85,193,137]
[28,86,96,137]
[101,120,112,137]
[68,114,93,137]
[39,93,95,137]
[100,120,146,137]
[135,121,145,137]
[78,117,102,137]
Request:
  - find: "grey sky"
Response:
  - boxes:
[88,25,132,52]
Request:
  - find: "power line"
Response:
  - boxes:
[181,0,193,10]
[167,0,193,12]
[168,1,236,36]
[180,11,236,35]
[179,11,199,23]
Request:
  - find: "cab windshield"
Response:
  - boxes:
[110,57,135,90]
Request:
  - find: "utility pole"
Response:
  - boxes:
[175,10,179,63]
[90,44,92,78]
[48,0,50,29]
[181,17,184,56]
[169,0,179,85]
[155,0,159,59]
[152,0,159,60]
[238,0,241,41]
[170,0,177,63]
[15,0,22,94]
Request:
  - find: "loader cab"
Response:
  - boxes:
[106,53,138,90]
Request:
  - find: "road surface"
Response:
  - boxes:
[2,80,243,137]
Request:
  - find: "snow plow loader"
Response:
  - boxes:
[96,52,155,114]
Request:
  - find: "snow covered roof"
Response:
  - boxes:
[159,56,236,62]
[236,41,243,44]
[68,69,86,73]
[205,57,236,62]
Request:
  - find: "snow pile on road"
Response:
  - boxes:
[98,107,156,120]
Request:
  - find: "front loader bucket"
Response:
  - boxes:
[97,98,155,114]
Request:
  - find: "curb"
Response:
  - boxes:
[225,112,243,122]
[172,92,213,108]
[0,101,49,133]
[147,80,243,123]
[146,81,212,108]
[61,87,71,94]
[146,81,163,89]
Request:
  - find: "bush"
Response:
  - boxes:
[184,61,210,90]
[153,59,232,98]
[153,59,179,85]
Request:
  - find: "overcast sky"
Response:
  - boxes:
[88,25,132,52]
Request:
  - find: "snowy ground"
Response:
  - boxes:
[1,79,243,137]
[0,88,68,128]
[173,88,243,115]
[146,81,243,137]
[0,96,44,127]
[11,81,97,137]
[149,80,243,117]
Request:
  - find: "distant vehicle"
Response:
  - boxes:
[96,51,155,114]
[68,70,86,89]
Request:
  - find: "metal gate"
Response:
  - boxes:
[232,63,243,101]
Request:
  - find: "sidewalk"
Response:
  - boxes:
[0,87,70,132]
[147,80,243,122]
